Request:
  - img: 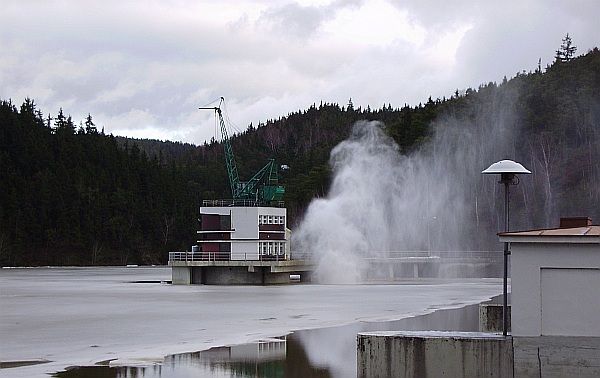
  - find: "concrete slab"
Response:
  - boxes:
[357,331,513,378]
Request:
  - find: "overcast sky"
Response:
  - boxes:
[1,0,598,144]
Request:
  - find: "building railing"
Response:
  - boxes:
[169,250,502,263]
[169,251,288,262]
[429,250,503,259]
[202,199,285,208]
[291,250,503,261]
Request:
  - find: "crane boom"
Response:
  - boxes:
[199,97,285,203]
[199,97,240,198]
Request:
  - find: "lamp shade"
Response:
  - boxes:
[482,159,531,174]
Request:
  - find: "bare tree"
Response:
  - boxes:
[91,241,103,265]
[162,215,174,246]
[531,135,556,224]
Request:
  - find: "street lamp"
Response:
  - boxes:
[482,159,531,336]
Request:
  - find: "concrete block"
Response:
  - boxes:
[357,331,513,378]
[479,303,511,333]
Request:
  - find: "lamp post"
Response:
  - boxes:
[482,159,531,336]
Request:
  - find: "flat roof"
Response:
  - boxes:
[499,225,600,244]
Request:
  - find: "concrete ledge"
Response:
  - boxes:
[357,331,513,378]
[514,336,600,378]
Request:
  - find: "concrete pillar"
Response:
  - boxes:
[389,264,395,280]
[413,263,419,278]
[171,266,191,285]
[357,331,513,378]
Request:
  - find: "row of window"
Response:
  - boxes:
[260,241,286,255]
[258,341,285,352]
[259,215,285,225]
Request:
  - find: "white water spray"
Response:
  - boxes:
[294,94,521,283]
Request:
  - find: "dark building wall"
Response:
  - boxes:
[201,214,231,231]
[259,232,286,240]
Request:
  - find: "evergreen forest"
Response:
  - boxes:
[1,46,599,266]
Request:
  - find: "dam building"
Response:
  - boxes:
[169,98,311,284]
[169,200,311,285]
[196,201,290,261]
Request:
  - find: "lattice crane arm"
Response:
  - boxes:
[199,97,285,203]
[199,97,240,198]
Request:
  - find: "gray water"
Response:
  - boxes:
[0,267,502,377]
[52,303,482,378]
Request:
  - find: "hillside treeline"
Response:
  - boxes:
[1,47,599,266]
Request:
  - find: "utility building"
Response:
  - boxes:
[499,217,600,337]
[499,217,600,377]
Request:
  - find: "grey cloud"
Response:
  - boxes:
[260,3,326,38]
[258,0,363,38]
[1,0,600,144]
[389,0,479,26]
[452,1,600,87]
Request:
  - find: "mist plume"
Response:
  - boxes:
[293,87,524,283]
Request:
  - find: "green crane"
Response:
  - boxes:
[199,97,285,204]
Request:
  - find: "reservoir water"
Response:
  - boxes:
[0,267,502,377]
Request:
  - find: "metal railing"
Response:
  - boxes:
[169,250,502,263]
[429,250,502,259]
[291,250,502,261]
[169,251,288,262]
[202,199,285,208]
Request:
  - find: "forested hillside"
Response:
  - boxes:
[1,47,599,266]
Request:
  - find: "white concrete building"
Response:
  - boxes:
[197,204,289,261]
[499,218,600,337]
[169,202,312,285]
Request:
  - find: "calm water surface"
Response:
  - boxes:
[1,268,502,377]
[52,303,481,378]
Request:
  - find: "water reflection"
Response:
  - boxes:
[53,303,480,378]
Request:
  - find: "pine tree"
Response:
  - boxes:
[555,33,577,63]
[54,108,75,135]
[84,113,97,134]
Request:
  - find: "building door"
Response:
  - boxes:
[540,267,600,336]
